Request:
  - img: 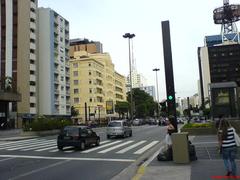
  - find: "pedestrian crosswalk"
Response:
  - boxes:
[0,138,159,155]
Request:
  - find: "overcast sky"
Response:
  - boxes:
[39,0,240,101]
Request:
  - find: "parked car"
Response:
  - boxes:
[132,118,142,126]
[148,118,157,125]
[57,126,100,150]
[106,120,132,138]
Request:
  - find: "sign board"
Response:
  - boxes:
[106,101,114,114]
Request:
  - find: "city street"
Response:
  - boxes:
[0,125,167,180]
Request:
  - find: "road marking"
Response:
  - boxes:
[0,154,135,162]
[0,139,45,150]
[98,141,134,153]
[81,140,122,153]
[0,138,39,146]
[116,141,147,154]
[21,141,57,151]
[35,146,59,152]
[9,160,71,180]
[7,140,56,151]
[133,141,159,154]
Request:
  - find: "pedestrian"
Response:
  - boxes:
[165,117,175,147]
[218,118,237,177]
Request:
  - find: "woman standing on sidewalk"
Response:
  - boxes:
[218,119,237,176]
[165,117,175,147]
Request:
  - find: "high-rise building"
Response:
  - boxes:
[126,69,147,91]
[139,86,156,101]
[70,51,126,124]
[38,8,70,116]
[0,0,38,127]
[70,38,103,57]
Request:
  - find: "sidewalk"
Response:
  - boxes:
[0,129,38,141]
[136,135,240,180]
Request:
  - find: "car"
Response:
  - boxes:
[106,120,132,139]
[57,125,100,150]
[148,118,157,125]
[132,119,141,126]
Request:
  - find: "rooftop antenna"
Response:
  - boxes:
[213,0,240,43]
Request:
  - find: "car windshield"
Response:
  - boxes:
[63,127,79,136]
[108,121,122,127]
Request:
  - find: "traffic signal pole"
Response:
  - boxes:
[161,20,177,132]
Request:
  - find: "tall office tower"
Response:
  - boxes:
[126,70,147,91]
[139,86,156,101]
[70,51,126,124]
[0,0,38,127]
[69,38,103,57]
[38,8,70,116]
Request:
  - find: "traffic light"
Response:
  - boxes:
[168,95,173,100]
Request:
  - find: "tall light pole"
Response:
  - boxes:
[123,33,135,122]
[153,68,160,117]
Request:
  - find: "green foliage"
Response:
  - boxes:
[115,101,129,118]
[24,116,73,131]
[182,123,213,129]
[127,88,156,118]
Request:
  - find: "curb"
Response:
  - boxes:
[111,140,164,180]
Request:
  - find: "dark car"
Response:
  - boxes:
[57,126,100,150]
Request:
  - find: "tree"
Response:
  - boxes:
[127,88,156,118]
[71,106,79,117]
[115,101,129,119]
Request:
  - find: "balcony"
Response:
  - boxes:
[30,22,36,29]
[30,53,36,60]
[30,75,36,81]
[30,96,36,103]
[55,89,59,94]
[54,79,59,84]
[30,107,36,114]
[30,1,37,9]
[30,64,36,71]
[30,42,36,49]
[30,11,36,19]
[66,82,70,87]
[30,32,36,40]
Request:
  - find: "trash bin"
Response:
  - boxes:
[171,132,190,163]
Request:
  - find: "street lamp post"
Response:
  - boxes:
[123,33,135,122]
[153,68,160,117]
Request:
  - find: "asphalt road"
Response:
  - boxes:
[0,125,167,180]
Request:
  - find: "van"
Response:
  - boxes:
[106,120,132,139]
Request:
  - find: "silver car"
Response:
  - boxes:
[106,120,132,139]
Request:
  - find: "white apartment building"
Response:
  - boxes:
[38,8,70,116]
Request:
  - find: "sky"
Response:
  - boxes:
[39,0,240,101]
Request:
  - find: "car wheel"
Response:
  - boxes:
[80,141,85,150]
[96,139,100,146]
[58,145,63,151]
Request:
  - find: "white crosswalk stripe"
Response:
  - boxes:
[133,141,159,154]
[116,140,147,154]
[0,138,159,155]
[98,141,134,154]
[81,140,122,153]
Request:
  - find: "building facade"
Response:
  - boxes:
[198,34,240,118]
[70,38,103,57]
[0,0,38,128]
[38,8,70,116]
[70,51,126,124]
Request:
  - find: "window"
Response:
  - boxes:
[74,89,79,94]
[30,49,35,54]
[89,80,92,84]
[73,71,78,76]
[74,98,79,103]
[89,63,91,66]
[89,89,92,93]
[74,80,78,85]
[61,76,64,81]
[89,71,92,75]
[30,103,35,107]
[89,98,92,102]
[73,63,78,68]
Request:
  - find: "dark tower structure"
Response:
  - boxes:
[161,21,177,131]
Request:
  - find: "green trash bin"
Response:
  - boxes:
[171,132,190,164]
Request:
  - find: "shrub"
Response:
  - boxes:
[182,123,213,129]
[24,117,73,131]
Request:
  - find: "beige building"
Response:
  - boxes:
[70,51,126,124]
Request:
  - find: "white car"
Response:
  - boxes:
[106,120,132,139]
